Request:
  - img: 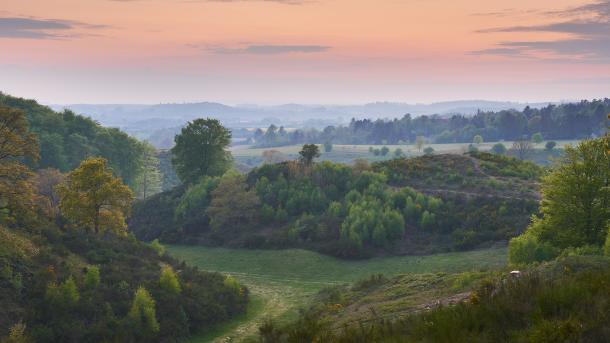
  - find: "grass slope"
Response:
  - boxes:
[167,245,507,342]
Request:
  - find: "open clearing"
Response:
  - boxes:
[168,246,508,342]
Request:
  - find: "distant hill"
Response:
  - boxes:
[50,100,549,143]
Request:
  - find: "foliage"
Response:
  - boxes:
[491,142,506,155]
[299,144,320,165]
[127,286,160,338]
[171,118,232,184]
[0,93,148,189]
[134,142,162,200]
[133,153,541,258]
[508,230,559,265]
[150,239,166,256]
[379,146,389,156]
[159,265,181,295]
[0,107,38,226]
[509,135,610,264]
[260,256,610,342]
[545,141,557,151]
[473,134,483,144]
[249,99,609,147]
[532,132,544,144]
[533,136,610,249]
[207,171,261,233]
[57,157,134,234]
[423,146,434,155]
[84,265,100,290]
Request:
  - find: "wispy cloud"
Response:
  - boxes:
[0,17,108,39]
[472,1,610,62]
[199,43,331,54]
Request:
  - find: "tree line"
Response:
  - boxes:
[251,99,609,147]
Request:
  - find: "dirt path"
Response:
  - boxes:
[211,283,289,343]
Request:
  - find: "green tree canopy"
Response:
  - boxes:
[509,135,610,263]
[491,143,507,155]
[171,118,232,184]
[206,171,261,232]
[127,286,160,338]
[532,132,544,144]
[533,136,610,248]
[299,144,320,165]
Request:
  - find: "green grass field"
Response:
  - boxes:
[168,246,508,342]
[231,140,578,166]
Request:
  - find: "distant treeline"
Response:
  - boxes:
[253,99,609,147]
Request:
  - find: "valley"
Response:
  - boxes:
[168,246,508,342]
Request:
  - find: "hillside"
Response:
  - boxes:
[260,255,610,342]
[0,97,248,342]
[0,225,247,342]
[130,152,542,257]
[0,92,148,189]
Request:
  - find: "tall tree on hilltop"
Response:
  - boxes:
[299,144,320,165]
[57,157,134,234]
[171,118,232,184]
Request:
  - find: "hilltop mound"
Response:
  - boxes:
[131,153,541,258]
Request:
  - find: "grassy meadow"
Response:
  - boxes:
[168,246,508,342]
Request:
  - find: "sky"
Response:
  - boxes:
[1,0,609,104]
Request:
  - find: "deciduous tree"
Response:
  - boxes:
[298,144,320,165]
[57,157,134,234]
[171,118,232,184]
[206,171,260,232]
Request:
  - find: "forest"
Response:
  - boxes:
[0,99,247,342]
[252,99,609,147]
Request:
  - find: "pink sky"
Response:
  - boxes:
[1,0,609,104]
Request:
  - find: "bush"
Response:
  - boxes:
[423,147,434,155]
[545,141,557,151]
[508,233,560,265]
[491,143,506,155]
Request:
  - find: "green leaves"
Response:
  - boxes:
[171,118,232,184]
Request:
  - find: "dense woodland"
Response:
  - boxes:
[252,99,609,147]
[0,93,162,198]
[0,99,247,342]
[131,151,541,258]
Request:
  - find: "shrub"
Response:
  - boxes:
[150,239,165,256]
[545,141,557,151]
[84,266,100,290]
[508,233,559,265]
[159,265,181,295]
[423,147,434,155]
[491,143,506,155]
